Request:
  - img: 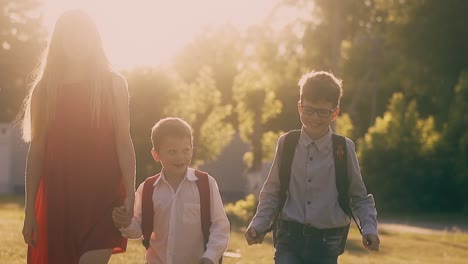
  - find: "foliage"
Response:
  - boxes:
[437,71,468,212]
[224,194,257,227]
[1,0,468,213]
[164,67,234,166]
[172,24,244,128]
[233,66,282,170]
[358,93,443,212]
[124,68,174,183]
[334,113,354,139]
[0,0,43,122]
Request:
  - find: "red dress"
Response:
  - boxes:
[28,79,127,264]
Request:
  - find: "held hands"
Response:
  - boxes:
[124,195,135,221]
[112,195,135,229]
[112,206,132,229]
[245,226,266,245]
[362,234,380,251]
[199,257,214,264]
[22,212,38,247]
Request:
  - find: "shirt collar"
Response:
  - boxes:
[153,168,197,186]
[299,126,332,152]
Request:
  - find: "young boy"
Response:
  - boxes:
[113,117,230,264]
[245,71,380,264]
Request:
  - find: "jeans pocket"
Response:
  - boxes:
[275,227,290,244]
[322,234,343,256]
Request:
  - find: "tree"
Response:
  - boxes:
[163,67,234,166]
[233,65,283,193]
[172,24,244,129]
[334,113,354,139]
[124,68,174,183]
[358,92,441,212]
[0,0,44,122]
[437,71,468,211]
[398,0,468,126]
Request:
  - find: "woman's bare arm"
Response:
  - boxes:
[24,88,47,214]
[112,75,136,209]
[23,87,46,246]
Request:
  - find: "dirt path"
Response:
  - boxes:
[379,219,468,234]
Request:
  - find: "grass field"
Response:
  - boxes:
[2,195,468,264]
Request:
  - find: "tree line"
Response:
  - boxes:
[1,0,467,213]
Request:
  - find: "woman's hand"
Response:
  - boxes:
[22,212,38,247]
[112,206,131,229]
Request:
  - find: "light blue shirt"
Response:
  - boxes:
[250,127,378,235]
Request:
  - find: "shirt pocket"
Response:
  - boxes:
[182,203,201,225]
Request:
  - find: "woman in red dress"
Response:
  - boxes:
[20,10,136,264]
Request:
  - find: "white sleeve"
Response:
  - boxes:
[202,176,230,262]
[119,182,144,239]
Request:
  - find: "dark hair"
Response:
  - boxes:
[298,71,343,108]
[151,117,193,151]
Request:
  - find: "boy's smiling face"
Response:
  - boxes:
[152,136,193,179]
[298,99,340,140]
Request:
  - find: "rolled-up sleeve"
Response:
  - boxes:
[346,138,378,235]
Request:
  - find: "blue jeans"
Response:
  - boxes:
[274,221,346,264]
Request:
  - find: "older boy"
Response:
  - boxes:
[113,117,230,264]
[245,71,379,264]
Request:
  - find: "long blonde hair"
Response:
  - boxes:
[21,9,116,142]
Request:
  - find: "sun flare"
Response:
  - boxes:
[41,0,280,69]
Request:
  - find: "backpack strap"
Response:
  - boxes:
[278,130,301,213]
[194,170,211,246]
[264,130,301,237]
[332,133,363,235]
[194,170,223,264]
[141,174,160,249]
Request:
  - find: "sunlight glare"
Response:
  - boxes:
[41,0,280,69]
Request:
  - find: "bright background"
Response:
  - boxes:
[1,3,468,263]
[41,0,288,68]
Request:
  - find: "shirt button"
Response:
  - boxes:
[309,157,313,161]
[307,201,311,205]
[308,179,311,183]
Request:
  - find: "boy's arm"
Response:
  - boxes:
[247,135,285,233]
[346,138,378,235]
[118,182,144,239]
[202,177,230,263]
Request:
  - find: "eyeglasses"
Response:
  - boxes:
[300,106,337,118]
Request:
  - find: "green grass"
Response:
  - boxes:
[2,195,468,264]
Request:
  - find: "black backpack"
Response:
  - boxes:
[266,130,362,243]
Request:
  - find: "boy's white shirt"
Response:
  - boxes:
[120,168,230,264]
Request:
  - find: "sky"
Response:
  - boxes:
[41,0,283,69]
